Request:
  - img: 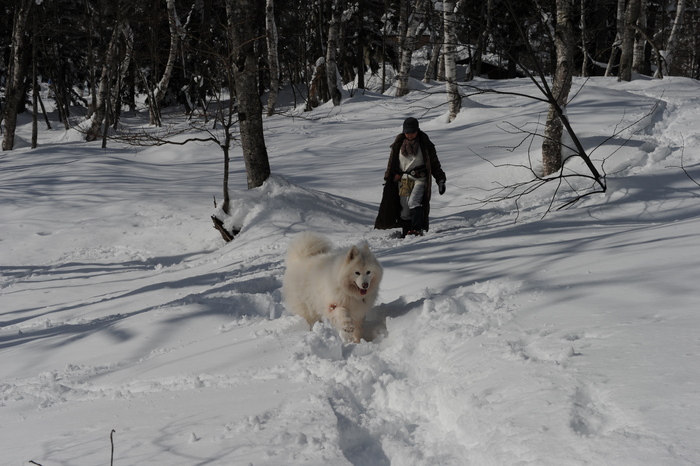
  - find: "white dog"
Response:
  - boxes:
[282,232,383,343]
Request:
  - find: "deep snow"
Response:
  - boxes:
[1,74,700,465]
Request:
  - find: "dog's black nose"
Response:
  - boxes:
[362,283,369,289]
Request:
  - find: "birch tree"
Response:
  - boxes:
[31,10,38,149]
[423,30,441,82]
[381,0,390,93]
[632,0,648,74]
[325,0,345,106]
[118,22,135,115]
[396,0,428,97]
[2,0,34,151]
[86,24,121,142]
[266,0,280,116]
[618,0,641,81]
[473,0,495,78]
[541,0,574,176]
[423,0,441,82]
[580,0,589,76]
[605,0,626,77]
[655,0,687,78]
[149,0,182,126]
[444,0,463,122]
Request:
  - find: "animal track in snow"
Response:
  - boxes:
[569,386,609,437]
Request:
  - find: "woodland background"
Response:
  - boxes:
[2,0,698,152]
[2,2,700,464]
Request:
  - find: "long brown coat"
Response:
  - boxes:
[374,131,446,231]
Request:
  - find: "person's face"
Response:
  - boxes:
[404,131,418,140]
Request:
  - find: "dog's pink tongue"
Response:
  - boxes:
[360,289,368,296]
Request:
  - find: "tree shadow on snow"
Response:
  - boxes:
[362,296,424,342]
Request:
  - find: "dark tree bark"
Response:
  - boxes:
[226,0,271,189]
[619,0,642,81]
[149,0,181,126]
[86,24,121,142]
[444,0,464,122]
[2,0,34,151]
[325,0,345,106]
[266,0,280,116]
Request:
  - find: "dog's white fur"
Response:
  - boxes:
[282,232,383,343]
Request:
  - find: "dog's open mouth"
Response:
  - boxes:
[357,285,368,296]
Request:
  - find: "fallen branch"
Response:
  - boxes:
[212,215,238,242]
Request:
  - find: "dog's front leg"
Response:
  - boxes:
[352,318,363,343]
[328,304,357,343]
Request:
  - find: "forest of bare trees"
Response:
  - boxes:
[1,0,698,154]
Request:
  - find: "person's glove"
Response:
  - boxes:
[438,180,446,195]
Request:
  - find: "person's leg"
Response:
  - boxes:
[399,196,411,237]
[407,183,426,233]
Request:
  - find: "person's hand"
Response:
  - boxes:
[394,174,401,182]
[438,180,446,195]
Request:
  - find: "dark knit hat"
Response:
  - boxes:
[402,117,419,134]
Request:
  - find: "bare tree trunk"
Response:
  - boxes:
[542,0,574,176]
[629,22,664,78]
[425,42,442,82]
[423,25,441,82]
[150,0,182,126]
[422,1,439,82]
[580,0,589,76]
[86,25,120,142]
[656,0,687,77]
[444,0,461,121]
[120,23,135,92]
[474,0,494,78]
[605,0,626,77]
[221,121,233,215]
[113,22,134,130]
[2,0,34,151]
[356,19,366,89]
[31,11,38,150]
[397,0,409,54]
[84,0,97,118]
[396,0,427,97]
[325,0,345,106]
[37,92,51,131]
[265,0,280,116]
[632,0,648,74]
[619,0,641,81]
[50,51,71,130]
[381,0,390,93]
[306,58,328,110]
[226,0,271,190]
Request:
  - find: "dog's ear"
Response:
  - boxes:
[346,245,360,262]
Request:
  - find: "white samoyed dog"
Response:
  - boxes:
[283,232,383,343]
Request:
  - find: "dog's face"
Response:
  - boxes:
[344,244,383,297]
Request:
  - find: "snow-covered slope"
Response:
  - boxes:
[1,76,699,465]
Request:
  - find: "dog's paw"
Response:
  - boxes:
[339,318,360,344]
[341,328,360,344]
[329,305,358,343]
[338,313,355,335]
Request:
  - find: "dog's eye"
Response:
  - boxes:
[366,271,371,275]
[355,272,361,275]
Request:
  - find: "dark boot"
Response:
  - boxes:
[401,219,412,238]
[408,207,424,235]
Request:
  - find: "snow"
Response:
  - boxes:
[2,75,700,465]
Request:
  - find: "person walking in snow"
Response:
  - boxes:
[375,117,446,237]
